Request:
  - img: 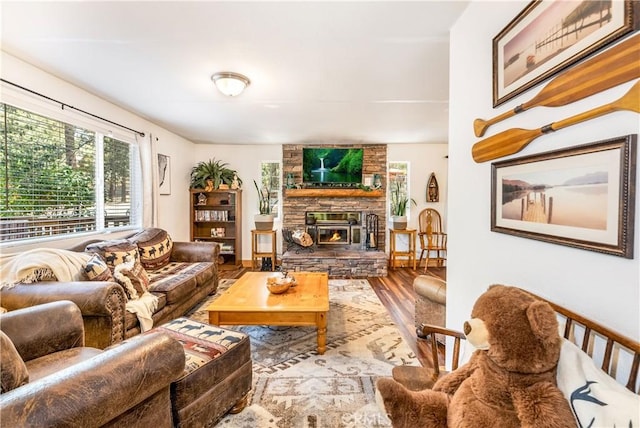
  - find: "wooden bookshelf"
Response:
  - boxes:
[189,189,242,270]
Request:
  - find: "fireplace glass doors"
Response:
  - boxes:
[316,226,350,245]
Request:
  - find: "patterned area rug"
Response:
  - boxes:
[187,278,419,428]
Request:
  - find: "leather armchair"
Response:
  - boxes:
[0,301,185,427]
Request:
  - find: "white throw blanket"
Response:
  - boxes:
[125,292,159,332]
[0,248,159,331]
[0,248,91,289]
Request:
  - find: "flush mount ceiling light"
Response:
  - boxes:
[211,72,250,97]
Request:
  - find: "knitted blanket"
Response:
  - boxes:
[0,248,91,290]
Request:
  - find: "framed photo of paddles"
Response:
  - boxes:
[491,135,636,258]
[493,0,638,107]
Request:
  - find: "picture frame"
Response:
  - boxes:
[493,0,638,107]
[158,153,171,195]
[491,135,636,258]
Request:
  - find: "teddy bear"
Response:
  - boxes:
[376,284,577,428]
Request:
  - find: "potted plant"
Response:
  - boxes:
[189,158,242,190]
[253,179,274,230]
[390,181,416,230]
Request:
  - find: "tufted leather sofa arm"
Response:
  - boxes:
[0,331,185,427]
[171,241,220,263]
[1,300,85,362]
[0,281,127,349]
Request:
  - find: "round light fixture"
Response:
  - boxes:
[211,72,251,97]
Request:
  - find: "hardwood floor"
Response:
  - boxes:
[218,266,446,368]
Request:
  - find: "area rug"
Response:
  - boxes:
[186,278,419,428]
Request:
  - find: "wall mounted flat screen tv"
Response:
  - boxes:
[302,148,363,184]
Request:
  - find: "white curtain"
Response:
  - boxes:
[137,133,158,227]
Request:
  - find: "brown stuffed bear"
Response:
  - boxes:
[376,285,577,428]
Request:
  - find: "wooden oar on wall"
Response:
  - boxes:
[474,33,640,138]
[471,80,640,163]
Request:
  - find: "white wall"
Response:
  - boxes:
[387,143,449,254]
[448,2,639,341]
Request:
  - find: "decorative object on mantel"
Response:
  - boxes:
[427,172,439,203]
[472,80,640,163]
[373,174,382,189]
[390,180,416,230]
[475,33,640,137]
[189,158,242,190]
[253,179,274,230]
[285,173,295,189]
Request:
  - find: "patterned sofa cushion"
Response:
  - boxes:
[149,262,216,289]
[85,240,139,268]
[151,318,251,411]
[83,254,114,282]
[128,228,173,271]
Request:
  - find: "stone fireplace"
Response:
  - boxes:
[281,143,388,277]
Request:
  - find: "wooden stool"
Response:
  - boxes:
[389,228,416,269]
[251,229,276,271]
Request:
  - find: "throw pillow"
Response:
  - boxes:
[556,338,640,427]
[83,253,114,282]
[85,240,139,269]
[128,228,173,270]
[113,260,150,300]
[0,330,29,393]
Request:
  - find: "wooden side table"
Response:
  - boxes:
[251,229,277,271]
[389,228,416,270]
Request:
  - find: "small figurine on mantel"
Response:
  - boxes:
[204,179,214,192]
[231,174,240,190]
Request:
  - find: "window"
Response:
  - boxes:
[0,103,140,243]
[388,161,411,218]
[260,161,281,219]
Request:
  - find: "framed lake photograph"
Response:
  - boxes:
[493,0,638,106]
[491,135,636,258]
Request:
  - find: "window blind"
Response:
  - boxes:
[0,103,135,243]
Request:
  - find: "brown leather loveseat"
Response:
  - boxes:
[0,300,185,427]
[0,228,219,349]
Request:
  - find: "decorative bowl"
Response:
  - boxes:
[266,277,294,294]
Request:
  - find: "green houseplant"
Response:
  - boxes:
[390,181,416,229]
[253,179,274,230]
[189,159,242,190]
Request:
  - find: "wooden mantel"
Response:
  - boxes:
[285,188,384,198]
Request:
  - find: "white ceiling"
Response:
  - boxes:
[1,1,469,145]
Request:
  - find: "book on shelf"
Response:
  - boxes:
[195,210,229,221]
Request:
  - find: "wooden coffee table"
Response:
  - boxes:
[207,271,330,354]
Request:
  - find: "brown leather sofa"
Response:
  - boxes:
[0,300,185,427]
[0,228,220,349]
